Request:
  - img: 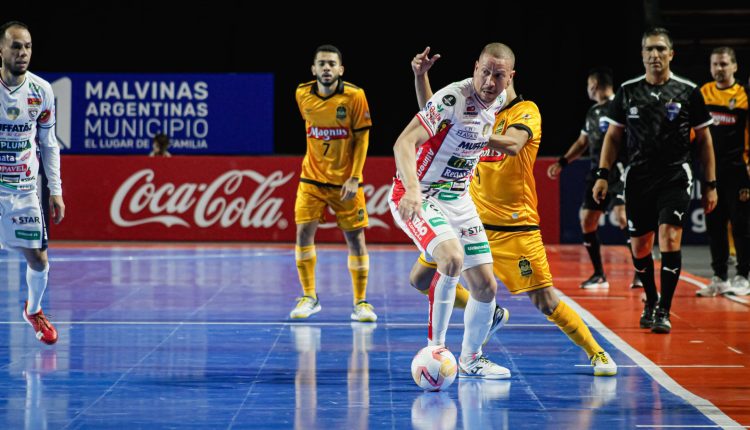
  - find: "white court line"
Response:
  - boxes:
[556,288,742,429]
[0,321,550,328]
[636,426,749,429]
[574,364,744,369]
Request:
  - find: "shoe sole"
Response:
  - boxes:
[580,282,609,289]
[651,325,671,334]
[594,368,617,376]
[351,313,377,322]
[458,371,511,380]
[290,305,322,319]
[483,308,510,346]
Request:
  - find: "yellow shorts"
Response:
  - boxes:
[294,180,368,231]
[487,229,553,294]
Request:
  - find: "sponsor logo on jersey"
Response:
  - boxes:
[416,148,435,178]
[465,242,490,255]
[518,257,533,276]
[437,119,451,132]
[479,147,506,162]
[710,111,737,126]
[11,216,41,225]
[28,108,39,120]
[628,107,639,118]
[424,104,442,127]
[0,174,19,183]
[598,119,609,133]
[447,156,476,170]
[0,123,32,132]
[442,95,456,106]
[38,110,52,124]
[457,141,485,151]
[437,192,459,201]
[336,105,347,119]
[460,225,484,237]
[456,129,478,139]
[19,151,30,162]
[15,230,41,240]
[665,101,681,121]
[441,167,469,180]
[0,153,16,163]
[428,217,447,227]
[5,107,20,120]
[463,105,478,116]
[307,126,349,141]
[27,97,42,106]
[0,140,31,150]
[0,164,27,173]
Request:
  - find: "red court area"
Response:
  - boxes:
[547,244,750,425]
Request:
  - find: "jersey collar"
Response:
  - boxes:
[310,79,345,100]
[0,74,27,95]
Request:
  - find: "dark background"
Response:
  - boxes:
[5,0,749,157]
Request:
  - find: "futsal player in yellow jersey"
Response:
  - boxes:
[290,45,376,322]
[408,47,616,375]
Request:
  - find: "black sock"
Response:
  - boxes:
[633,254,658,306]
[583,231,604,275]
[659,251,682,312]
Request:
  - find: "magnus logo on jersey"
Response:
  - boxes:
[306,126,349,141]
[11,216,41,225]
[0,154,16,163]
[710,112,736,126]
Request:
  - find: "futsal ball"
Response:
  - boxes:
[411,345,458,391]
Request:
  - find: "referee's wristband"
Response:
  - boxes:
[594,168,610,180]
[557,156,568,167]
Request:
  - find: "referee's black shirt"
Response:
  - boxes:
[605,73,713,170]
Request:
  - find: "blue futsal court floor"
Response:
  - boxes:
[0,245,741,429]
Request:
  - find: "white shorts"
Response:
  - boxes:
[0,192,47,249]
[389,185,492,270]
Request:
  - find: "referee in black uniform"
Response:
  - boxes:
[593,28,718,334]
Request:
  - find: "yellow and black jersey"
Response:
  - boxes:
[295,80,372,186]
[700,82,748,167]
[471,96,543,228]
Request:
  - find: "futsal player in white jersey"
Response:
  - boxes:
[390,43,516,379]
[0,21,65,344]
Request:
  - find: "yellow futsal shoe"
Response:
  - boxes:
[590,351,617,376]
[290,296,321,319]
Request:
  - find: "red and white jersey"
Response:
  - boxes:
[0,71,61,195]
[406,78,506,199]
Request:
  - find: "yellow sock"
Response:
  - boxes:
[348,255,369,304]
[416,282,470,309]
[728,223,736,257]
[295,245,317,298]
[547,300,602,357]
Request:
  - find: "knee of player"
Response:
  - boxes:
[25,250,48,270]
[438,255,463,276]
[409,263,433,292]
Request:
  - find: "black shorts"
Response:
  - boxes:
[624,164,692,237]
[582,178,625,212]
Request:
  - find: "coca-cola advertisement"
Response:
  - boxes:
[53,156,559,243]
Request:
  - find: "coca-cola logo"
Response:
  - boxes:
[110,169,294,229]
[319,183,393,229]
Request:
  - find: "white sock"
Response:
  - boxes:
[427,271,458,346]
[26,264,49,314]
[461,296,495,361]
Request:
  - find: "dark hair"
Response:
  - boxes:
[587,67,613,88]
[0,21,29,42]
[313,44,342,64]
[711,46,737,64]
[642,27,673,49]
[154,133,170,147]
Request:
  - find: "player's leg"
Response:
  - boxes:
[612,202,642,288]
[343,228,376,322]
[458,263,509,379]
[290,182,327,319]
[409,254,470,309]
[580,208,608,288]
[335,186,375,321]
[729,184,750,294]
[20,247,57,345]
[700,190,730,296]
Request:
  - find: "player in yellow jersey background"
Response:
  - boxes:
[290,45,376,322]
[407,47,616,376]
